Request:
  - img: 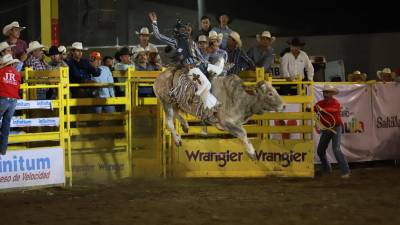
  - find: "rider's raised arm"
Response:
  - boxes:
[151,21,177,48]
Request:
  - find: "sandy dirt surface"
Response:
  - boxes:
[1,167,399,225]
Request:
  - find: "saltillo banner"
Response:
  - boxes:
[0,147,65,190]
[16,100,52,110]
[313,84,375,162]
[371,82,400,160]
[0,117,59,127]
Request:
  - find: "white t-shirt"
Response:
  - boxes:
[281,50,314,81]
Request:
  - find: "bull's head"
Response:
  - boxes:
[254,80,285,113]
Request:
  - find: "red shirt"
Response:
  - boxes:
[0,65,21,99]
[314,97,342,127]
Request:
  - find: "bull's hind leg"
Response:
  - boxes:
[162,102,182,147]
[224,122,256,159]
[173,106,189,134]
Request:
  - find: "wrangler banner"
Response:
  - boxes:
[173,139,314,177]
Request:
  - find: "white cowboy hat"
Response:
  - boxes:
[0,54,20,68]
[133,47,147,59]
[229,31,242,48]
[26,41,46,53]
[135,27,153,36]
[256,31,276,43]
[348,70,367,81]
[208,30,223,41]
[3,21,26,36]
[148,45,158,53]
[198,35,208,43]
[377,67,395,80]
[69,42,88,51]
[58,45,67,54]
[0,41,15,52]
[322,84,339,94]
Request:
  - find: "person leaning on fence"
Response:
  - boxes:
[46,45,68,70]
[3,21,28,62]
[226,31,255,75]
[247,31,276,73]
[89,52,116,114]
[376,67,395,82]
[134,47,154,71]
[148,46,162,71]
[102,56,114,71]
[66,42,101,98]
[206,31,228,75]
[114,47,134,71]
[347,70,366,82]
[314,85,351,178]
[0,54,21,155]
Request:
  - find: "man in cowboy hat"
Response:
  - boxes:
[281,37,314,82]
[66,42,101,98]
[148,11,220,110]
[24,41,48,71]
[314,85,351,178]
[194,15,212,41]
[197,35,209,57]
[206,31,228,76]
[134,47,154,71]
[376,67,394,82]
[132,27,162,66]
[46,45,68,70]
[3,21,27,61]
[247,31,276,72]
[211,11,233,50]
[348,70,367,82]
[148,45,162,71]
[0,54,21,155]
[226,31,255,75]
[114,46,135,71]
[0,41,23,72]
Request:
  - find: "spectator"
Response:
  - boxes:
[226,31,255,74]
[247,31,275,72]
[46,46,68,69]
[206,31,228,76]
[348,70,367,82]
[376,67,394,82]
[132,27,162,65]
[0,54,21,155]
[212,11,233,50]
[197,35,208,57]
[148,46,162,71]
[89,52,115,113]
[0,41,23,72]
[102,56,114,71]
[3,21,27,61]
[114,47,134,71]
[195,16,212,40]
[134,47,153,71]
[25,41,48,99]
[66,42,101,97]
[281,37,314,82]
[58,45,68,61]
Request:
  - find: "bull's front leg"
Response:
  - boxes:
[223,122,256,159]
[163,102,182,147]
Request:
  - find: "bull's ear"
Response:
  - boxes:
[256,80,267,92]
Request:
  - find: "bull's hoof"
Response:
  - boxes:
[246,149,257,160]
[182,126,189,134]
[174,136,182,147]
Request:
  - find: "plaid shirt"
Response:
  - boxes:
[25,54,48,70]
[227,48,255,74]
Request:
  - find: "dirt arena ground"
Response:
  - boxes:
[1,167,399,225]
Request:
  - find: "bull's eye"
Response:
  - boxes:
[268,92,274,97]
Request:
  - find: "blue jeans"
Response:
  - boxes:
[95,105,116,114]
[0,98,17,154]
[317,126,350,174]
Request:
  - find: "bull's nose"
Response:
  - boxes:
[282,105,286,110]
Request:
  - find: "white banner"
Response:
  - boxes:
[313,84,375,162]
[16,100,52,110]
[371,82,400,160]
[0,147,65,190]
[0,117,59,127]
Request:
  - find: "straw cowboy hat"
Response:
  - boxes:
[377,67,395,81]
[58,45,67,54]
[322,84,339,95]
[148,45,158,54]
[135,27,153,36]
[0,54,20,68]
[69,42,88,51]
[26,41,46,53]
[3,21,26,36]
[208,30,223,45]
[256,31,276,43]
[348,70,367,82]
[287,37,305,47]
[229,31,242,48]
[0,41,15,52]
[133,47,147,59]
[198,35,208,43]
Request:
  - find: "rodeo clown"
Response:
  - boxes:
[148,11,224,110]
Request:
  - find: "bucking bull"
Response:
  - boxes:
[153,68,284,158]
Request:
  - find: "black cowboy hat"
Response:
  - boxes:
[114,46,132,62]
[287,37,305,47]
[45,45,63,57]
[216,10,233,24]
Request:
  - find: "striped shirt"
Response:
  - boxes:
[227,48,255,74]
